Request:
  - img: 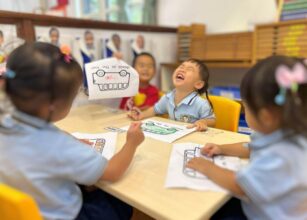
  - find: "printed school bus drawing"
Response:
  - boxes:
[183,147,212,179]
[82,138,106,154]
[142,121,179,135]
[93,69,130,91]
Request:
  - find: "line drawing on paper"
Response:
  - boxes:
[92,69,130,91]
[182,147,213,179]
[82,138,106,153]
[141,121,181,135]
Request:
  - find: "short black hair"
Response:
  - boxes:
[132,52,156,69]
[5,42,82,116]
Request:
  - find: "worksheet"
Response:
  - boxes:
[165,142,242,192]
[85,57,139,100]
[122,119,196,143]
[72,132,117,159]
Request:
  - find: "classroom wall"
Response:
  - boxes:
[35,26,177,108]
[158,0,278,33]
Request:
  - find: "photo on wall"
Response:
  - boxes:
[0,24,21,67]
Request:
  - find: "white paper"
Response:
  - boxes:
[122,119,196,143]
[165,143,242,192]
[85,58,139,100]
[72,132,117,159]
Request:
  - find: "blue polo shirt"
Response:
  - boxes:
[237,130,307,220]
[154,90,215,123]
[0,111,107,220]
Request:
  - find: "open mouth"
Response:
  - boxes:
[176,73,185,81]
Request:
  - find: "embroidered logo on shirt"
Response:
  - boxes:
[180,114,196,123]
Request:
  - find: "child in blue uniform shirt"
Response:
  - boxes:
[0,42,144,220]
[187,55,307,220]
[129,58,215,131]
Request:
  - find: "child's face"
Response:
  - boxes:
[244,102,281,134]
[135,55,155,84]
[172,61,204,92]
[51,81,82,122]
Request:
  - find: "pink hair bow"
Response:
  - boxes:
[274,63,307,105]
[275,63,307,92]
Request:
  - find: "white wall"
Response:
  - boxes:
[35,26,177,108]
[0,0,40,13]
[158,0,278,33]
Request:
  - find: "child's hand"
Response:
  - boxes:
[186,157,212,175]
[201,143,222,157]
[79,139,92,146]
[126,122,144,148]
[187,120,207,131]
[127,107,143,121]
[113,52,123,60]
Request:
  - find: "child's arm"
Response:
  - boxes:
[127,106,156,121]
[202,142,250,158]
[186,158,245,197]
[100,122,144,182]
[187,118,216,131]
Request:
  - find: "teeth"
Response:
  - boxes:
[96,83,129,91]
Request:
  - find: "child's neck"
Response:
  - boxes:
[139,81,150,89]
[174,89,196,106]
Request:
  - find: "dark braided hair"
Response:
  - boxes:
[4,42,83,118]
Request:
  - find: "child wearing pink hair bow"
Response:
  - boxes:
[186,56,307,220]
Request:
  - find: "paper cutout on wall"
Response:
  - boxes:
[85,57,139,100]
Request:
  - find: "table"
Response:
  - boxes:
[56,104,250,220]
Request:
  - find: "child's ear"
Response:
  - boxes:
[258,108,281,132]
[194,81,205,90]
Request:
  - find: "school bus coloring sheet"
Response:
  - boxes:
[122,119,196,143]
[72,132,117,159]
[165,143,242,192]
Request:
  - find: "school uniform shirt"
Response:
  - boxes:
[119,84,159,110]
[236,130,307,220]
[154,90,215,123]
[0,111,107,220]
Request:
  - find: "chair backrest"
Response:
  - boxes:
[0,183,42,220]
[208,95,241,132]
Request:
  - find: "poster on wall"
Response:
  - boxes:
[0,24,21,66]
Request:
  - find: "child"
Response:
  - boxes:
[120,52,159,110]
[128,58,215,131]
[186,55,307,220]
[0,42,144,220]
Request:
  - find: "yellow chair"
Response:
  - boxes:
[207,95,241,132]
[0,184,42,220]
